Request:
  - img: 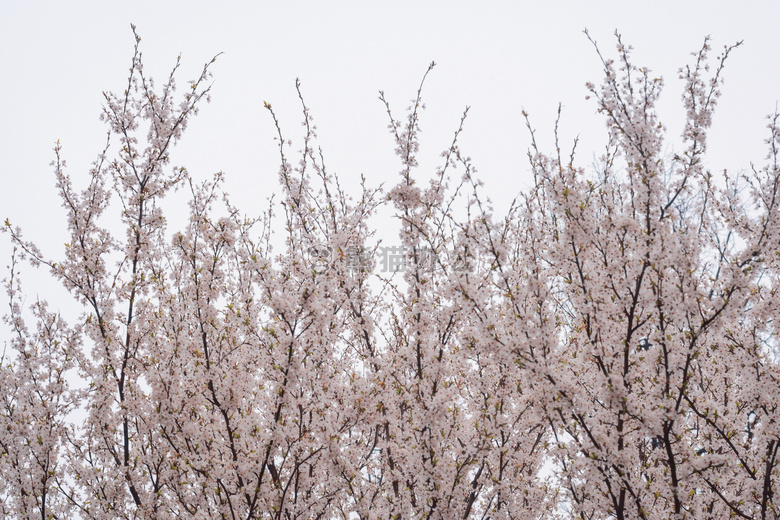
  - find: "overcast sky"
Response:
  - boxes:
[2,1,779,302]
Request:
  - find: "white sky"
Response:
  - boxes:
[1,1,779,307]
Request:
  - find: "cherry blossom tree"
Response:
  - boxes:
[2,26,778,520]
[515,32,780,520]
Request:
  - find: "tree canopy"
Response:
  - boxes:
[2,28,779,520]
